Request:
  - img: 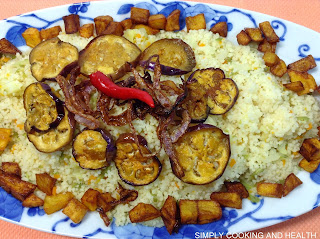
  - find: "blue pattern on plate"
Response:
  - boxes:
[310,165,320,184]
[27,207,45,217]
[0,188,23,222]
[298,44,320,61]
[271,20,286,41]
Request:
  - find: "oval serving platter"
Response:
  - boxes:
[0,0,320,238]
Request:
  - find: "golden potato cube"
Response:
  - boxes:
[133,24,159,35]
[129,203,161,223]
[0,38,21,55]
[245,28,264,42]
[62,14,80,34]
[186,14,206,32]
[283,81,304,93]
[263,52,280,67]
[258,39,277,53]
[121,19,133,30]
[102,22,124,36]
[259,21,279,43]
[43,192,74,215]
[288,55,317,72]
[288,70,317,95]
[148,14,166,30]
[63,198,88,224]
[22,28,41,48]
[160,196,178,235]
[81,188,100,211]
[283,173,302,197]
[210,192,242,209]
[224,182,249,199]
[36,173,57,195]
[97,192,116,213]
[0,128,11,151]
[165,9,180,31]
[179,200,198,224]
[236,30,251,45]
[94,15,113,35]
[257,182,283,198]
[130,7,150,25]
[1,162,21,178]
[79,24,94,38]
[40,26,62,40]
[299,138,320,161]
[299,158,320,173]
[22,193,44,207]
[210,21,228,37]
[197,200,222,224]
[270,59,287,77]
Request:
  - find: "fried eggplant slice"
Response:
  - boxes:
[27,107,75,153]
[43,192,74,215]
[186,14,206,32]
[256,182,283,198]
[299,158,320,173]
[130,7,150,25]
[0,38,21,55]
[225,182,249,199]
[299,138,320,161]
[288,55,316,72]
[23,82,65,133]
[288,70,317,95]
[0,128,11,152]
[22,193,44,207]
[165,9,180,31]
[283,173,302,197]
[185,68,238,117]
[36,173,57,195]
[129,203,161,223]
[29,38,79,81]
[81,188,100,211]
[72,128,116,170]
[63,14,80,34]
[148,14,167,30]
[22,28,41,48]
[210,192,242,209]
[210,21,228,37]
[1,162,21,178]
[160,196,179,235]
[63,198,88,224]
[79,34,141,80]
[139,39,196,75]
[172,124,230,185]
[114,133,162,186]
[259,21,279,43]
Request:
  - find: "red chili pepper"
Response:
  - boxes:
[90,71,155,108]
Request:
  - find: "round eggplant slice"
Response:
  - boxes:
[23,82,64,133]
[79,35,141,80]
[172,124,230,185]
[139,39,196,75]
[27,107,75,153]
[187,68,239,115]
[29,38,79,81]
[114,133,162,186]
[72,129,116,170]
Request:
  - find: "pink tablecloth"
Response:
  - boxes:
[0,0,319,238]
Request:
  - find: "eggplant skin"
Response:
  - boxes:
[171,124,230,185]
[114,133,162,186]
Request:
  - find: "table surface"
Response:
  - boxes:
[0,0,319,238]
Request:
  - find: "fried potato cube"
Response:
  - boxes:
[0,128,11,151]
[165,9,180,31]
[36,173,57,195]
[283,81,304,93]
[22,28,41,48]
[133,24,160,35]
[94,15,113,35]
[299,138,320,161]
[1,162,21,178]
[102,22,124,36]
[63,198,88,224]
[256,182,283,198]
[259,21,279,43]
[288,55,317,72]
[186,14,206,32]
[130,7,150,25]
[210,21,228,37]
[258,39,277,53]
[197,200,222,224]
[224,182,249,199]
[0,38,21,55]
[0,170,37,201]
[40,26,62,40]
[236,30,251,45]
[148,14,166,30]
[210,192,242,209]
[245,28,264,42]
[283,173,302,197]
[299,158,320,173]
[97,192,115,213]
[121,19,133,30]
[81,188,100,211]
[179,200,198,224]
[129,203,161,223]
[22,193,44,207]
[288,70,317,95]
[62,14,80,34]
[43,192,74,215]
[79,24,94,38]
[270,59,287,77]
[160,196,179,235]
[263,52,280,67]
